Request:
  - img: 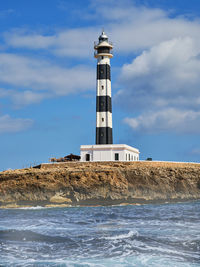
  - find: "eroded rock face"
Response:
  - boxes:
[0,161,200,207]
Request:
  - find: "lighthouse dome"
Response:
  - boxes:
[99,31,108,42]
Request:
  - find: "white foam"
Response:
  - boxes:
[17,206,47,210]
[103,230,138,240]
[16,205,72,210]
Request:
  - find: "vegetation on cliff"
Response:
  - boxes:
[0,161,200,208]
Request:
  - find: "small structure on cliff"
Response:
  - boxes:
[80,31,140,162]
[50,154,80,162]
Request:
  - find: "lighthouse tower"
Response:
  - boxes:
[80,31,140,162]
[94,31,113,145]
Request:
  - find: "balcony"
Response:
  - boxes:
[94,50,113,58]
[94,41,113,49]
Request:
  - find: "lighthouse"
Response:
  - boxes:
[94,31,113,145]
[80,31,140,162]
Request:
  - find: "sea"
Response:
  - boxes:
[0,201,199,267]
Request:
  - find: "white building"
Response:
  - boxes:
[80,144,139,162]
[80,31,140,162]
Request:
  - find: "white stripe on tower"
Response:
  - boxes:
[94,31,113,144]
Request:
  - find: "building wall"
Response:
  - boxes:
[80,146,139,162]
[93,149,113,161]
[81,149,93,162]
[123,149,139,161]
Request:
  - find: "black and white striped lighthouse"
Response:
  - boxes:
[94,31,113,145]
[80,31,140,161]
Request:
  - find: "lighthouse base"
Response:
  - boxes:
[80,144,139,162]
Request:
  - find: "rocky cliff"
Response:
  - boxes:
[0,161,200,208]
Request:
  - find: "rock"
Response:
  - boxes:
[45,204,71,208]
[50,193,72,203]
[0,161,200,207]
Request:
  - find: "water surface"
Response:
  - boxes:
[0,201,199,266]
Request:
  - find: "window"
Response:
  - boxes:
[102,118,104,122]
[101,132,104,137]
[86,154,90,161]
[131,155,133,161]
[126,154,127,161]
[115,153,119,161]
[134,156,136,161]
[129,154,130,161]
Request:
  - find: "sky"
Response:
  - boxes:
[1,0,200,170]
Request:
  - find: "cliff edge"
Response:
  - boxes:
[0,161,200,208]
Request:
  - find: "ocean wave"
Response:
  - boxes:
[0,201,199,266]
[103,230,138,240]
[0,229,76,244]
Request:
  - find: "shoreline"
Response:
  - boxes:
[1,161,200,208]
[0,197,199,209]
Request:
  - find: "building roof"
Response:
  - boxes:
[80,144,140,153]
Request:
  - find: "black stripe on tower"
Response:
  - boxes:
[97,64,111,80]
[96,96,112,112]
[96,127,113,144]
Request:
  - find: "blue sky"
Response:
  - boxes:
[1,0,200,170]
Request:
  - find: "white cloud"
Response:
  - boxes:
[117,37,200,133]
[11,90,49,106]
[5,32,54,49]
[4,28,97,58]
[124,108,200,134]
[0,53,94,106]
[89,1,200,53]
[0,114,33,134]
[0,53,94,93]
[118,37,200,109]
[110,12,200,53]
[4,2,200,57]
